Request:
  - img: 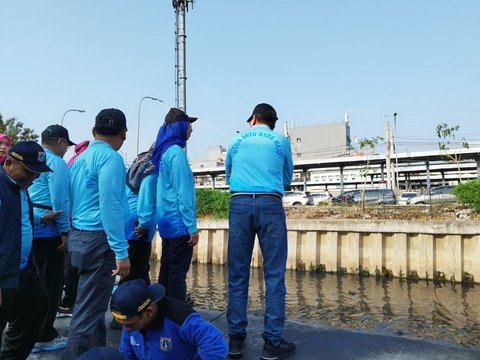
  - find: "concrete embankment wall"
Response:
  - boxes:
[152,219,480,283]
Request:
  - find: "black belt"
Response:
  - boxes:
[32,203,53,211]
[231,192,282,199]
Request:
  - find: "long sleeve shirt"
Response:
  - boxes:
[225,124,293,194]
[156,145,197,238]
[69,140,129,259]
[29,148,71,237]
[125,173,157,241]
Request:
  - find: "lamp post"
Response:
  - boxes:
[61,109,85,126]
[137,96,164,156]
[393,112,399,190]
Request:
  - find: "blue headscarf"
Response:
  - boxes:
[152,120,189,174]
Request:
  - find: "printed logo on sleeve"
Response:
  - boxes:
[160,337,173,352]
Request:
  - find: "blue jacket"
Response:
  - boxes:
[156,145,197,238]
[0,167,33,288]
[125,173,157,242]
[119,297,227,360]
[29,148,71,237]
[69,140,129,259]
[225,124,293,194]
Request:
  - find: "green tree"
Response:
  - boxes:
[357,136,384,213]
[0,113,39,143]
[435,123,469,181]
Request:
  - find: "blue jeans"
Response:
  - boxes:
[227,195,287,344]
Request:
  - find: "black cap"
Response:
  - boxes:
[110,279,165,320]
[76,347,126,360]
[95,108,127,131]
[8,141,52,173]
[164,108,198,125]
[247,103,278,123]
[42,125,76,146]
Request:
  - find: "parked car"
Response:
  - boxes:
[332,189,396,205]
[311,192,332,205]
[397,191,418,205]
[407,185,457,205]
[283,191,313,206]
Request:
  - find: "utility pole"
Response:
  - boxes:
[173,0,195,112]
[384,116,392,189]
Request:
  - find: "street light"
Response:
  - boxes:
[137,96,164,155]
[61,109,85,126]
[393,112,399,190]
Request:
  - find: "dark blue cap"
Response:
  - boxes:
[110,279,165,320]
[8,141,52,173]
[42,124,76,146]
[247,103,278,123]
[95,108,127,131]
[164,108,197,125]
[76,346,125,360]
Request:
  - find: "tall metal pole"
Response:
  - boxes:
[393,112,399,190]
[61,109,85,126]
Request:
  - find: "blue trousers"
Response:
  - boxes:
[227,195,287,344]
[65,230,116,359]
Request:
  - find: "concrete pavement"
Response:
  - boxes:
[28,309,480,360]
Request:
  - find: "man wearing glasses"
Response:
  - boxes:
[28,124,76,353]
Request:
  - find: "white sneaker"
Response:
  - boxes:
[31,336,67,353]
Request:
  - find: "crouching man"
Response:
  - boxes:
[110,279,228,360]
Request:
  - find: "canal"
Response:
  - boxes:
[162,263,480,349]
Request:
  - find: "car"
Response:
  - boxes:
[407,185,457,205]
[397,191,418,205]
[332,189,396,205]
[311,192,332,205]
[283,191,313,206]
[331,190,360,204]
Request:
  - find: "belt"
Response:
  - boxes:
[230,192,282,200]
[72,228,105,233]
[32,203,53,211]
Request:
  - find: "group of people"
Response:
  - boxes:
[0,102,296,360]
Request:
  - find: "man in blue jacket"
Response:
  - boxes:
[28,124,75,352]
[110,279,228,360]
[66,108,131,358]
[151,108,199,301]
[0,141,52,359]
[225,104,295,360]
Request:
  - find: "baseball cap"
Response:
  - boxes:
[95,108,128,131]
[247,103,278,123]
[110,279,166,320]
[164,108,198,125]
[76,346,125,360]
[41,125,76,146]
[8,141,52,173]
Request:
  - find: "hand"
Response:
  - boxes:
[112,257,131,279]
[134,227,148,239]
[40,210,62,224]
[187,231,199,247]
[57,235,68,253]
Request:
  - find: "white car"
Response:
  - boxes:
[311,192,332,205]
[283,191,313,206]
[397,191,418,205]
[407,186,457,205]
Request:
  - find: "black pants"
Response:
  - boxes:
[158,235,193,301]
[0,266,49,359]
[61,251,79,308]
[31,236,65,341]
[119,239,152,285]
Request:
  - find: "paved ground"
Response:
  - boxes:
[27,309,480,360]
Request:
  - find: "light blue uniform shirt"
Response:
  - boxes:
[20,188,32,270]
[156,145,197,238]
[125,173,157,242]
[29,148,71,237]
[225,124,294,194]
[69,140,129,259]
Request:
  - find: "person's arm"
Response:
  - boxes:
[181,313,228,360]
[48,160,71,234]
[282,137,294,187]
[168,148,197,234]
[136,173,157,233]
[118,329,139,359]
[225,145,232,185]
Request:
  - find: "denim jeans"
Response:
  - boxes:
[227,194,287,344]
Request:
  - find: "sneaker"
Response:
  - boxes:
[228,333,246,358]
[31,336,67,353]
[110,318,123,330]
[56,306,73,318]
[260,339,296,360]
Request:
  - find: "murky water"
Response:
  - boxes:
[151,262,480,349]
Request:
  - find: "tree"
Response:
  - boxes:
[358,136,384,213]
[435,123,469,181]
[0,112,39,143]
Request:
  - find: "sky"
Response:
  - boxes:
[1,1,479,163]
